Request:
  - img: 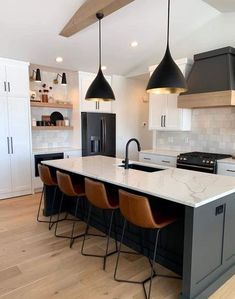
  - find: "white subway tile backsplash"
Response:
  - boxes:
[155,108,235,154]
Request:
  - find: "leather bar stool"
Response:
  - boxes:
[55,171,86,248]
[81,178,119,270]
[37,164,58,230]
[114,189,180,299]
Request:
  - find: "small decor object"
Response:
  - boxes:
[32,118,37,127]
[39,84,53,103]
[85,13,115,102]
[64,117,70,127]
[30,91,38,102]
[50,111,64,126]
[146,0,187,94]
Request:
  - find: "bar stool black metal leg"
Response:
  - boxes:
[113,211,118,251]
[103,209,114,270]
[54,193,64,237]
[81,204,92,255]
[49,186,58,230]
[144,229,160,299]
[70,196,80,248]
[114,218,127,281]
[37,186,47,223]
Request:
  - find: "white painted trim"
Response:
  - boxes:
[0,57,29,66]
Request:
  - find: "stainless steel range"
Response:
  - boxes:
[177,152,231,173]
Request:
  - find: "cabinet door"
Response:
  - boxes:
[8,97,32,192]
[0,96,12,195]
[0,65,7,96]
[165,94,182,130]
[98,76,112,113]
[79,72,97,112]
[6,64,29,97]
[149,94,167,130]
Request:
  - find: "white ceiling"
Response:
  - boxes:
[0,0,234,76]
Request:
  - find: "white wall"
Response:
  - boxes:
[112,75,152,160]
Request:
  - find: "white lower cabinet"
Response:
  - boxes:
[217,162,235,177]
[64,150,82,159]
[139,152,176,167]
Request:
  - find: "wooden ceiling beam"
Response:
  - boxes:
[60,0,134,37]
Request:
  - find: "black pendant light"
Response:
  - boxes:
[146,0,187,94]
[85,12,115,102]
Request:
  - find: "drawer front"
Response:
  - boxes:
[139,153,176,167]
[217,163,235,177]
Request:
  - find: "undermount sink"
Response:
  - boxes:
[118,163,164,173]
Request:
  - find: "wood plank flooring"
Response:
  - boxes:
[0,194,234,299]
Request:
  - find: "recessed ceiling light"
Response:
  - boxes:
[101,65,107,70]
[130,41,138,48]
[56,57,63,63]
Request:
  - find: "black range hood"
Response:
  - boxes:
[178,47,235,108]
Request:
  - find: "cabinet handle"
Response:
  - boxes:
[143,157,151,161]
[4,81,6,92]
[162,160,170,163]
[95,102,98,110]
[161,115,163,127]
[164,115,166,127]
[8,82,10,92]
[226,169,235,173]
[7,137,10,154]
[10,137,13,154]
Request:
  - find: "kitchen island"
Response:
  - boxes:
[43,156,235,299]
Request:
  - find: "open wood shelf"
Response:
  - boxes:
[30,101,73,109]
[32,126,73,131]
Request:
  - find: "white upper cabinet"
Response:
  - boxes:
[6,64,29,97]
[148,58,192,131]
[0,65,7,96]
[79,71,112,113]
[0,59,29,98]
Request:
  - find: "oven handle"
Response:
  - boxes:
[177,163,214,171]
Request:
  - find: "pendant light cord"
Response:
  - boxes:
[167,0,170,48]
[99,17,102,69]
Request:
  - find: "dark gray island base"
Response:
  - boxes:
[43,165,235,299]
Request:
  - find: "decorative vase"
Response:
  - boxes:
[42,94,48,103]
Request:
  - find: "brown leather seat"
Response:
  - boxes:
[81,178,119,270]
[38,164,57,186]
[119,189,176,229]
[85,178,119,210]
[57,171,85,197]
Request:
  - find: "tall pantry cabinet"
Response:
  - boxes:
[0,58,32,199]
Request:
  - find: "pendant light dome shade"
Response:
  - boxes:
[146,47,187,94]
[146,0,187,95]
[85,68,115,101]
[85,12,115,101]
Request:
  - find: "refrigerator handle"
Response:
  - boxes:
[101,118,105,152]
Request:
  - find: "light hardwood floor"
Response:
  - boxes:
[0,194,234,299]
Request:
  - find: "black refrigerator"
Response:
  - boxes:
[81,112,116,157]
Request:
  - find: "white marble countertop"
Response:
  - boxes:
[140,149,181,157]
[217,157,235,165]
[42,156,235,208]
[32,147,81,155]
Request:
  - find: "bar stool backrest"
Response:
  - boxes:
[119,189,157,229]
[56,171,78,197]
[38,164,56,186]
[85,178,112,209]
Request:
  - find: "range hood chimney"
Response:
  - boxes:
[178,47,235,108]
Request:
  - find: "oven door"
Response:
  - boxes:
[177,162,215,173]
